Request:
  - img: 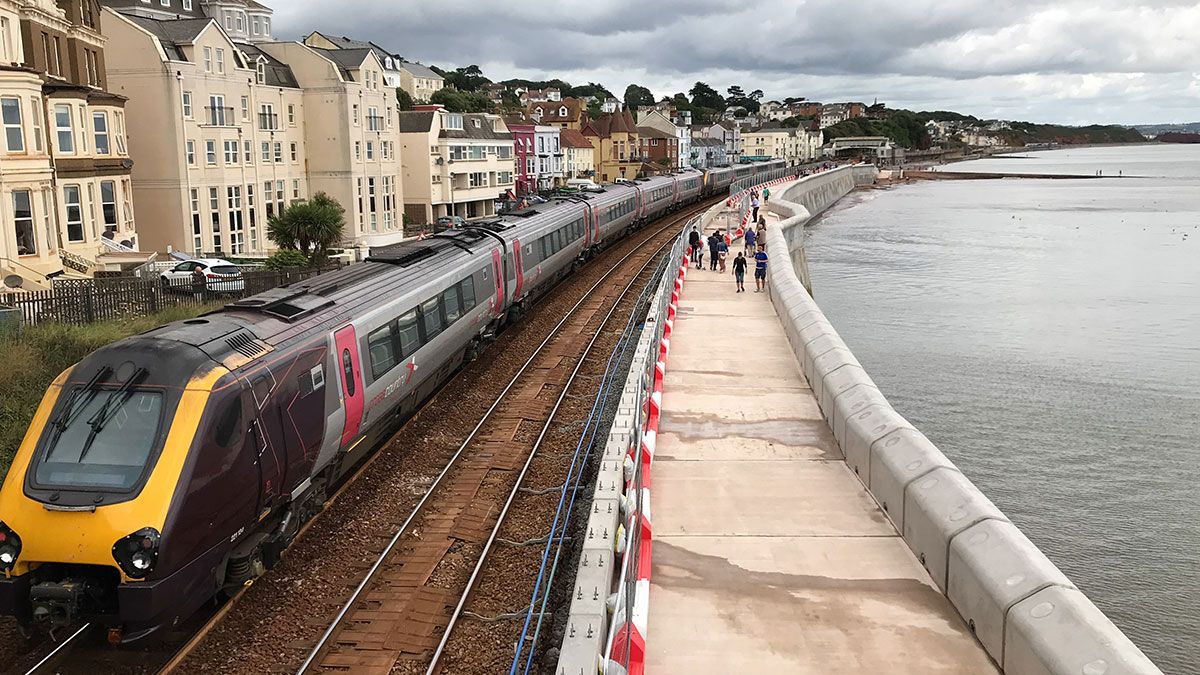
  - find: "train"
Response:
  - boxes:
[0,159,791,642]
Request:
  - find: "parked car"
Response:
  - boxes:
[566,178,603,192]
[160,258,246,294]
[435,215,468,231]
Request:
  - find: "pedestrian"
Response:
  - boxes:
[718,235,728,272]
[732,251,747,292]
[708,231,720,271]
[762,187,770,204]
[743,225,757,256]
[191,264,207,301]
[688,226,701,267]
[756,217,767,249]
[695,238,705,270]
[750,193,761,224]
[754,243,769,292]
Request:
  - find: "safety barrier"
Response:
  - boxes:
[761,174,1163,674]
[555,220,693,675]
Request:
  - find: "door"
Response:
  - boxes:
[512,238,525,299]
[334,325,364,448]
[490,249,505,317]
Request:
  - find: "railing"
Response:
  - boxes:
[366,115,384,131]
[204,106,235,127]
[258,112,279,131]
[0,265,338,327]
[99,236,138,254]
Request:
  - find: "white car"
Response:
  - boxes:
[160,258,246,294]
[566,178,603,192]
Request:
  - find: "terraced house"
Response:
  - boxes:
[0,0,140,290]
[399,105,514,223]
[581,109,640,182]
[100,0,307,257]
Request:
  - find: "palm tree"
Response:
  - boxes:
[267,192,346,259]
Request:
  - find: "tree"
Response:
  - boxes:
[438,64,490,92]
[267,192,346,257]
[749,89,764,102]
[727,85,746,99]
[395,87,414,111]
[586,100,603,121]
[623,84,655,111]
[567,82,614,100]
[430,88,492,113]
[690,82,724,110]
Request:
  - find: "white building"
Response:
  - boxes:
[533,125,563,190]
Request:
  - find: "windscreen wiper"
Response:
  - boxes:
[52,366,112,432]
[77,368,148,463]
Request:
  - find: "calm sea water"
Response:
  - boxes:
[805,144,1199,673]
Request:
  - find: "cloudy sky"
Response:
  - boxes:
[273,1,1200,126]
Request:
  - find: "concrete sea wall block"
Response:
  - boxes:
[902,467,1008,591]
[810,346,861,410]
[867,427,955,530]
[841,403,914,482]
[828,376,886,441]
[1004,586,1163,675]
[947,519,1075,665]
[802,333,846,384]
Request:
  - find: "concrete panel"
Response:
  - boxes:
[797,318,836,348]
[1005,586,1162,675]
[803,333,847,384]
[902,468,1008,591]
[829,379,887,442]
[812,348,864,415]
[868,428,956,530]
[841,404,914,482]
[948,519,1075,664]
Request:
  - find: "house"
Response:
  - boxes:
[482,82,507,104]
[690,137,728,169]
[600,97,621,113]
[101,0,309,258]
[636,126,678,170]
[743,124,794,161]
[259,42,405,253]
[695,122,742,160]
[528,97,584,129]
[636,109,689,170]
[760,101,791,122]
[519,87,560,105]
[504,118,535,195]
[819,104,850,129]
[399,106,514,223]
[533,125,562,190]
[301,31,406,89]
[581,109,640,182]
[559,128,594,179]
[0,0,142,288]
[395,60,442,103]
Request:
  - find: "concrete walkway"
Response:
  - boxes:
[646,231,999,673]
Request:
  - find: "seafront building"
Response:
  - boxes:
[0,0,141,289]
[581,109,641,182]
[398,105,515,223]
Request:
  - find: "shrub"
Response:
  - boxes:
[264,249,312,270]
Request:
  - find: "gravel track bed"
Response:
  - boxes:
[168,216,693,675]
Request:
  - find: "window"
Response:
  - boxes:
[12,190,34,255]
[77,106,88,153]
[93,112,109,155]
[355,178,363,229]
[54,104,73,154]
[352,104,359,126]
[235,13,244,31]
[190,188,202,251]
[85,50,99,86]
[0,17,10,63]
[63,185,83,242]
[292,179,300,199]
[498,171,513,185]
[446,114,463,130]
[382,140,389,160]
[420,297,442,341]
[442,286,462,323]
[224,139,238,165]
[252,17,260,35]
[449,145,466,161]
[246,183,257,250]
[182,91,193,118]
[208,95,227,126]
[186,139,195,164]
[215,48,225,74]
[209,186,222,252]
[273,141,282,163]
[468,172,486,188]
[255,61,265,85]
[354,141,360,160]
[100,181,117,232]
[367,106,381,131]
[367,177,376,231]
[261,141,270,162]
[469,146,485,160]
[203,46,212,73]
[240,96,249,121]
[30,97,42,152]
[183,0,192,9]
[52,36,61,76]
[227,186,244,253]
[244,139,252,163]
[366,141,373,160]
[258,103,276,130]
[205,139,216,164]
[2,97,23,153]
[287,104,295,125]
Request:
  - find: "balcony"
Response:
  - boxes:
[366,116,385,131]
[203,106,235,127]
[258,112,279,131]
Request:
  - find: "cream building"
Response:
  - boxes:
[559,128,594,179]
[0,0,141,290]
[745,128,795,161]
[101,6,307,256]
[399,106,514,223]
[259,41,405,252]
[397,60,441,103]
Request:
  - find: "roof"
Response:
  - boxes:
[583,110,637,138]
[531,97,582,123]
[397,111,514,141]
[398,111,435,133]
[692,137,725,147]
[124,15,214,59]
[309,32,396,63]
[313,47,373,79]
[104,0,205,19]
[235,42,299,89]
[559,128,592,149]
[637,126,676,140]
[399,60,441,79]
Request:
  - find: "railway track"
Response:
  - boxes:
[7,200,711,675]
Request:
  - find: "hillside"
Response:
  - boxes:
[1000,122,1146,146]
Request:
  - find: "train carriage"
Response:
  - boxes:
[675,169,703,204]
[585,185,640,242]
[636,175,677,222]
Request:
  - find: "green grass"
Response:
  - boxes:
[0,303,224,480]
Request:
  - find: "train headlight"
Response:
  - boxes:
[112,528,160,579]
[0,521,20,573]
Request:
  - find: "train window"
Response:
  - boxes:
[443,286,462,323]
[397,311,420,358]
[34,389,166,490]
[341,349,355,397]
[420,297,443,341]
[460,277,476,310]
[368,324,397,380]
[214,397,243,449]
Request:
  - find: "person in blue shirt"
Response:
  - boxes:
[743,226,757,256]
[754,243,769,292]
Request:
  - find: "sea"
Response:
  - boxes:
[804,144,1199,673]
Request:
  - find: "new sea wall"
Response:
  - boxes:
[763,168,1162,674]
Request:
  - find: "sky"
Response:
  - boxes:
[272,0,1200,126]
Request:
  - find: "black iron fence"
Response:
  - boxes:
[0,265,339,327]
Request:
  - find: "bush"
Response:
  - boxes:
[0,303,223,479]
[264,249,312,270]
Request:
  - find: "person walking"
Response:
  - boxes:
[688,226,702,267]
[762,187,771,204]
[743,225,757,257]
[750,193,761,224]
[756,217,767,249]
[191,265,207,302]
[732,251,747,292]
[754,243,769,292]
[708,230,720,271]
[718,236,729,272]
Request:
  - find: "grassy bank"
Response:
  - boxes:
[0,303,223,480]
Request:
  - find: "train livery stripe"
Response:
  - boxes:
[0,366,228,578]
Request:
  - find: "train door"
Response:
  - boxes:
[247,371,285,509]
[333,325,364,448]
[491,249,505,318]
[512,238,525,299]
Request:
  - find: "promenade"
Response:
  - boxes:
[645,211,999,674]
